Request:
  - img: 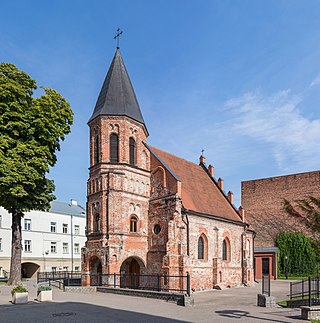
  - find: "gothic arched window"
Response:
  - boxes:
[222,238,230,261]
[198,236,204,259]
[130,216,137,233]
[110,133,119,163]
[94,134,99,164]
[95,214,100,232]
[129,137,136,166]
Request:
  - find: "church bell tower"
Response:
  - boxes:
[82,48,151,278]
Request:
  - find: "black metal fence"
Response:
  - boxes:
[37,271,190,295]
[289,276,320,307]
[262,274,270,296]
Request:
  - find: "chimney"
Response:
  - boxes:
[70,199,78,206]
[208,164,214,177]
[227,191,234,204]
[199,155,206,164]
[238,206,245,222]
[217,178,224,190]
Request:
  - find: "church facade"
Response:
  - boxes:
[81,49,255,291]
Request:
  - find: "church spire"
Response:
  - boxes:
[88,49,146,128]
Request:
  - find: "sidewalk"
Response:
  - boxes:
[0,280,305,322]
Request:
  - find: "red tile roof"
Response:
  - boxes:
[150,146,242,223]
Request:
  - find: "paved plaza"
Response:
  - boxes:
[0,280,305,322]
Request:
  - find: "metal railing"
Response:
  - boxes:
[289,276,320,307]
[37,271,191,295]
[262,274,270,296]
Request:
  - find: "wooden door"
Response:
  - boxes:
[129,259,140,288]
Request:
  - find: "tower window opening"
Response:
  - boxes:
[110,133,119,162]
[130,216,137,233]
[95,214,100,232]
[94,134,100,164]
[129,137,136,165]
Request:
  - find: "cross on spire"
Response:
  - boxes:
[201,149,205,156]
[114,28,123,49]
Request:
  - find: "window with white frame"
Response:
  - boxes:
[74,225,80,235]
[24,240,31,252]
[62,223,68,234]
[0,214,2,228]
[0,238,2,251]
[74,266,80,272]
[51,242,57,253]
[63,266,68,271]
[24,219,31,231]
[63,242,69,254]
[51,222,57,233]
[74,243,80,254]
[51,267,57,272]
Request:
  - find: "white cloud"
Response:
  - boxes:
[310,74,320,87]
[225,90,320,172]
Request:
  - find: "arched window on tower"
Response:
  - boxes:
[95,214,100,232]
[94,134,100,164]
[129,137,136,166]
[110,133,119,163]
[198,236,204,259]
[130,216,137,233]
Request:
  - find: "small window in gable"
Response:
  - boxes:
[110,133,119,163]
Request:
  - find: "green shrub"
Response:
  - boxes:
[37,285,52,292]
[276,232,318,277]
[11,285,28,296]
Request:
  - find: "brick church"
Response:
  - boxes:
[81,48,255,290]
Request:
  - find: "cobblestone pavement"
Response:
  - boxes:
[0,279,305,322]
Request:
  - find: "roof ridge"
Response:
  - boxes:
[199,162,244,223]
[149,145,201,168]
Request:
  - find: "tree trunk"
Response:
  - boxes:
[8,211,22,285]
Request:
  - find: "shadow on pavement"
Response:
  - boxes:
[215,309,301,323]
[0,301,189,323]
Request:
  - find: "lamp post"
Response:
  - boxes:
[285,255,288,279]
[71,212,74,272]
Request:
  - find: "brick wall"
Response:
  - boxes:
[241,171,320,247]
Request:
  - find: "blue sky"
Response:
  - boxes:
[1,0,320,207]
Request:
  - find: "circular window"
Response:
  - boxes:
[154,224,161,235]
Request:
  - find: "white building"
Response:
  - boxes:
[0,199,86,278]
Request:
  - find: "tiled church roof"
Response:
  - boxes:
[150,146,243,223]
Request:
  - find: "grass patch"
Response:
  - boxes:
[311,321,320,323]
[278,276,308,280]
[276,299,288,307]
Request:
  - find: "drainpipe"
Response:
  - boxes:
[241,231,245,285]
[71,213,74,271]
[252,231,258,283]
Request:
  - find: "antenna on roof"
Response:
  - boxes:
[113,28,123,49]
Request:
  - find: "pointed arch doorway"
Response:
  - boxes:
[120,257,144,289]
[89,256,102,286]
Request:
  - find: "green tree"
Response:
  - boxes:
[0,63,73,285]
[276,232,317,277]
